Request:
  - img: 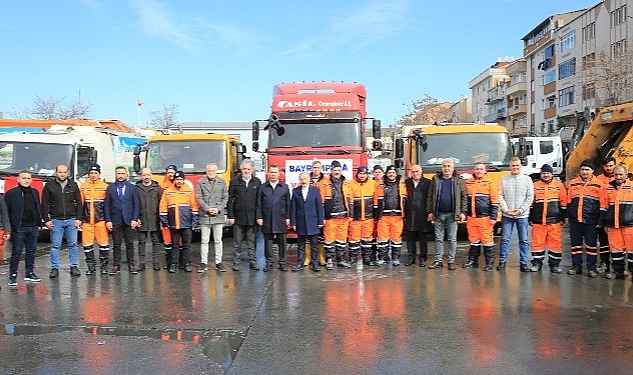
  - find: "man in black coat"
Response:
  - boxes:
[136,168,162,271]
[256,164,290,272]
[404,164,431,267]
[228,159,262,271]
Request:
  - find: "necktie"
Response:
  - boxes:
[117,184,124,200]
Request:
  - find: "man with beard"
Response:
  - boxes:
[596,157,616,274]
[602,165,633,280]
[375,165,407,266]
[348,166,377,268]
[160,165,177,269]
[160,171,199,273]
[79,164,110,275]
[136,168,162,271]
[529,164,567,274]
[321,160,352,270]
[463,162,499,272]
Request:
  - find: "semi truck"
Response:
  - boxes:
[133,133,246,187]
[0,125,147,193]
[565,102,633,180]
[251,81,381,188]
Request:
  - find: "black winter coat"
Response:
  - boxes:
[228,175,261,226]
[256,181,290,234]
[404,177,431,232]
[136,181,161,232]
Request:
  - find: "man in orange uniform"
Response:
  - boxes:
[375,165,407,266]
[348,166,376,268]
[159,165,177,269]
[160,171,199,273]
[529,164,567,274]
[602,165,633,280]
[79,164,110,275]
[596,157,616,274]
[321,160,352,270]
[463,162,499,271]
[566,159,608,277]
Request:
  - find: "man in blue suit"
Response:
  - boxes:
[105,166,141,275]
[290,172,325,272]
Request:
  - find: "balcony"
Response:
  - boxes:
[497,108,507,119]
[543,81,557,95]
[506,82,527,96]
[508,104,527,117]
[544,106,557,119]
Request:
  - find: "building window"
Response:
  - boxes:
[544,44,555,59]
[543,70,556,85]
[582,53,595,70]
[582,83,595,100]
[560,30,576,52]
[559,58,576,80]
[583,22,595,42]
[547,121,555,134]
[612,39,627,57]
[559,86,575,107]
[547,96,556,108]
[612,5,628,27]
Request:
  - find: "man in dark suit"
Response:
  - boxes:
[256,164,291,272]
[105,166,141,275]
[290,172,325,272]
[228,159,262,271]
[404,164,431,267]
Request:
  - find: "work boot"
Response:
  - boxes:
[99,249,109,275]
[463,245,481,268]
[462,259,478,268]
[137,263,146,271]
[326,259,334,270]
[168,264,177,273]
[84,250,97,276]
[496,262,506,271]
[530,261,543,272]
[263,262,274,272]
[483,246,495,271]
[184,262,192,272]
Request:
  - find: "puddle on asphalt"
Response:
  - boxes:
[0,324,245,372]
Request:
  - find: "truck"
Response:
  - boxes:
[565,102,633,181]
[393,123,513,182]
[0,125,147,193]
[251,82,381,188]
[512,136,565,180]
[133,133,246,187]
[0,118,137,134]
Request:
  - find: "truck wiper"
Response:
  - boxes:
[486,164,501,172]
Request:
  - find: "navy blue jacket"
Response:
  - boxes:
[104,181,140,225]
[256,181,290,234]
[290,185,324,236]
[4,185,43,231]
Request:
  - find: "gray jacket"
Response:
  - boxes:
[196,177,229,225]
[498,173,534,219]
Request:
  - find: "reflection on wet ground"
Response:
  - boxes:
[0,232,632,373]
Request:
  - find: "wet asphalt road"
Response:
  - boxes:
[0,229,632,375]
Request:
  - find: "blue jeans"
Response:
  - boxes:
[50,218,79,269]
[499,216,530,264]
[9,226,39,275]
[434,212,458,263]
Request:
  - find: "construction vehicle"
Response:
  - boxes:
[566,102,633,180]
[251,82,381,188]
[512,136,565,180]
[394,123,513,182]
[0,125,147,193]
[133,133,246,187]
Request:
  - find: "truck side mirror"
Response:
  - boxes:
[252,141,259,153]
[252,121,260,141]
[133,155,141,174]
[372,119,381,139]
[372,139,382,151]
[395,138,404,159]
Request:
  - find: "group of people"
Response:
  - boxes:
[2,153,631,287]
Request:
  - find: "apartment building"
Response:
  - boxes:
[505,59,529,135]
[468,59,513,124]
[450,96,473,123]
[522,1,632,135]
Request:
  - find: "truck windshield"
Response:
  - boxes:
[0,142,74,179]
[147,140,227,173]
[268,121,362,148]
[416,132,512,169]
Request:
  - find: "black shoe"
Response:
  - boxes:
[311,264,321,272]
[249,264,260,271]
[184,264,192,272]
[85,266,97,276]
[292,265,305,272]
[109,265,121,275]
[419,260,426,268]
[462,260,478,268]
[216,263,227,272]
[137,263,146,271]
[483,264,494,272]
[263,263,274,272]
[448,263,456,271]
[153,263,161,271]
[279,265,288,272]
[49,268,59,279]
[70,266,81,277]
[428,261,443,269]
[404,258,415,266]
[520,264,530,272]
[129,265,138,274]
[232,264,241,272]
[101,267,109,275]
[168,264,177,273]
[197,263,207,273]
[496,262,506,271]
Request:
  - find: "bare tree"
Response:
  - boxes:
[8,94,92,120]
[396,94,454,127]
[148,104,179,129]
[585,49,633,106]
